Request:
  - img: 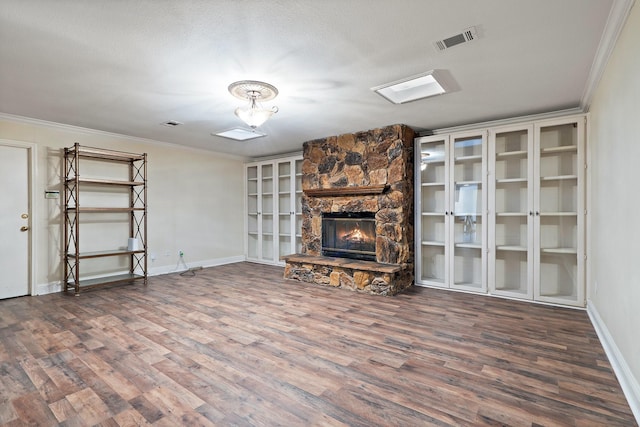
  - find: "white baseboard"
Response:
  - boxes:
[34,255,246,295]
[34,281,62,295]
[587,300,640,423]
[148,255,246,276]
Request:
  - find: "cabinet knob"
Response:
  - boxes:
[529,211,533,216]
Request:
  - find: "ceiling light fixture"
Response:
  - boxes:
[228,80,279,128]
[372,70,451,104]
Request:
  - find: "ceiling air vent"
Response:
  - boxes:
[161,120,183,127]
[434,26,478,52]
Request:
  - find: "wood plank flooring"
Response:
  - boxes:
[0,262,636,426]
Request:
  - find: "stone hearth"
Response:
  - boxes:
[283,124,415,296]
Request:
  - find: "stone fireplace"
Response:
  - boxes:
[283,124,415,295]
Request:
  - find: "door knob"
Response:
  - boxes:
[20,226,29,232]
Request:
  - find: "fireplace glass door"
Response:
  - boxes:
[322,213,376,261]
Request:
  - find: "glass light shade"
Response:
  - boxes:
[234,105,278,128]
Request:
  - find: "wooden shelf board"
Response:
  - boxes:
[66,178,144,186]
[67,249,146,259]
[66,273,145,292]
[66,207,144,213]
[70,146,145,162]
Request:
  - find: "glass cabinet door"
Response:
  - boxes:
[534,119,584,305]
[276,157,303,262]
[418,137,448,287]
[450,133,486,292]
[490,126,534,299]
[260,163,275,262]
[294,159,304,254]
[246,165,259,259]
[277,160,293,260]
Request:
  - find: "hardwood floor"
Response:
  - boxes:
[0,262,636,426]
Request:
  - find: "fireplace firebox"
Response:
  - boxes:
[322,212,376,261]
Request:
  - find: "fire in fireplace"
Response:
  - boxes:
[322,212,376,261]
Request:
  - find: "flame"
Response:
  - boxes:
[341,225,372,243]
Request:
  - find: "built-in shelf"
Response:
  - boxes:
[541,247,577,254]
[540,175,578,181]
[496,245,527,252]
[496,150,528,158]
[454,154,483,162]
[496,178,527,184]
[455,243,482,249]
[421,240,445,246]
[539,212,578,216]
[540,145,577,154]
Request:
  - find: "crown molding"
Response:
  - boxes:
[0,112,248,162]
[425,108,584,136]
[581,0,636,111]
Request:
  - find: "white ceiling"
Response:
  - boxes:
[0,0,621,158]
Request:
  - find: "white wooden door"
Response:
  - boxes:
[0,144,30,298]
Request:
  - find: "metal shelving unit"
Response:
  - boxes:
[63,143,147,295]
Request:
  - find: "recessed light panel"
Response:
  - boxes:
[372,70,449,104]
[214,128,266,141]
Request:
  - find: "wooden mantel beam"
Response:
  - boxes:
[303,185,388,197]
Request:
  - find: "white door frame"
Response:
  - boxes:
[0,138,37,296]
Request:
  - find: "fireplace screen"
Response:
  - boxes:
[322,212,376,261]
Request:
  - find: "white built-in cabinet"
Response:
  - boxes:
[416,114,586,307]
[245,155,303,265]
[416,131,488,293]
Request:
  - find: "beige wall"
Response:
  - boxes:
[589,1,640,412]
[0,116,246,292]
